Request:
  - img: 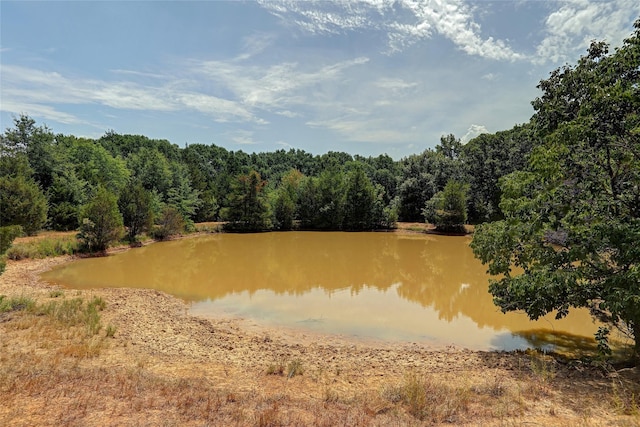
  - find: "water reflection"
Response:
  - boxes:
[41,232,597,350]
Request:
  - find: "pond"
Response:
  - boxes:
[41,232,598,351]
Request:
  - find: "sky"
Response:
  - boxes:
[1,1,639,159]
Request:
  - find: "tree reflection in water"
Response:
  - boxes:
[42,232,598,350]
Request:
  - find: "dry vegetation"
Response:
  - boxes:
[1,252,639,426]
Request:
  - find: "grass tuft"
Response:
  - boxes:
[0,295,36,313]
[265,358,304,378]
[105,324,117,338]
[287,359,303,378]
[381,371,471,423]
[48,290,65,298]
[611,379,640,416]
[6,235,78,260]
[35,295,106,336]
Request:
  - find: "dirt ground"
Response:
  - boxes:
[1,237,639,426]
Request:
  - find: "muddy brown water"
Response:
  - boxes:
[41,232,599,351]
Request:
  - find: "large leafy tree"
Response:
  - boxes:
[397,138,466,222]
[57,135,129,195]
[461,124,538,222]
[471,21,640,360]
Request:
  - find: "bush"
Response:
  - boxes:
[77,186,123,252]
[423,180,469,233]
[0,176,47,236]
[152,206,185,240]
[0,225,23,275]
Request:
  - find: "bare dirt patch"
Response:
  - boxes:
[1,252,638,426]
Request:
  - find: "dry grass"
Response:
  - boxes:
[2,312,640,426]
[7,234,79,260]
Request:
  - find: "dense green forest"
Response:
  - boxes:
[1,18,638,359]
[0,114,536,237]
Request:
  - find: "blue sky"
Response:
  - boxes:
[1,1,639,159]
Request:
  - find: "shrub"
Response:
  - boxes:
[77,186,124,252]
[152,206,185,240]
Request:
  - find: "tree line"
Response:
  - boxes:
[0,115,535,239]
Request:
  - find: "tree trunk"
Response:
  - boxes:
[633,319,640,365]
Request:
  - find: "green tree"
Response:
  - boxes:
[461,125,538,222]
[436,133,463,160]
[166,162,200,225]
[315,167,345,230]
[423,180,469,233]
[1,114,56,189]
[0,225,22,275]
[119,180,154,243]
[58,135,129,195]
[0,175,48,236]
[126,146,173,195]
[273,169,303,230]
[297,176,321,229]
[471,21,640,360]
[78,186,124,252]
[343,165,376,230]
[222,170,271,231]
[397,144,466,222]
[46,168,87,231]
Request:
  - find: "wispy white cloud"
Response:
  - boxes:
[276,140,295,149]
[461,124,488,143]
[307,117,420,144]
[0,99,83,125]
[0,64,261,125]
[110,69,167,79]
[194,56,370,114]
[229,130,258,146]
[534,0,640,64]
[258,0,523,61]
[259,0,639,64]
[236,32,277,61]
[375,78,418,92]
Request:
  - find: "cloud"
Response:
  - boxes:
[0,99,83,125]
[235,32,277,61]
[461,124,488,143]
[110,69,167,79]
[534,0,640,64]
[276,141,294,149]
[194,56,370,115]
[258,0,523,61]
[0,63,261,125]
[307,117,419,144]
[375,78,418,92]
[229,130,258,146]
